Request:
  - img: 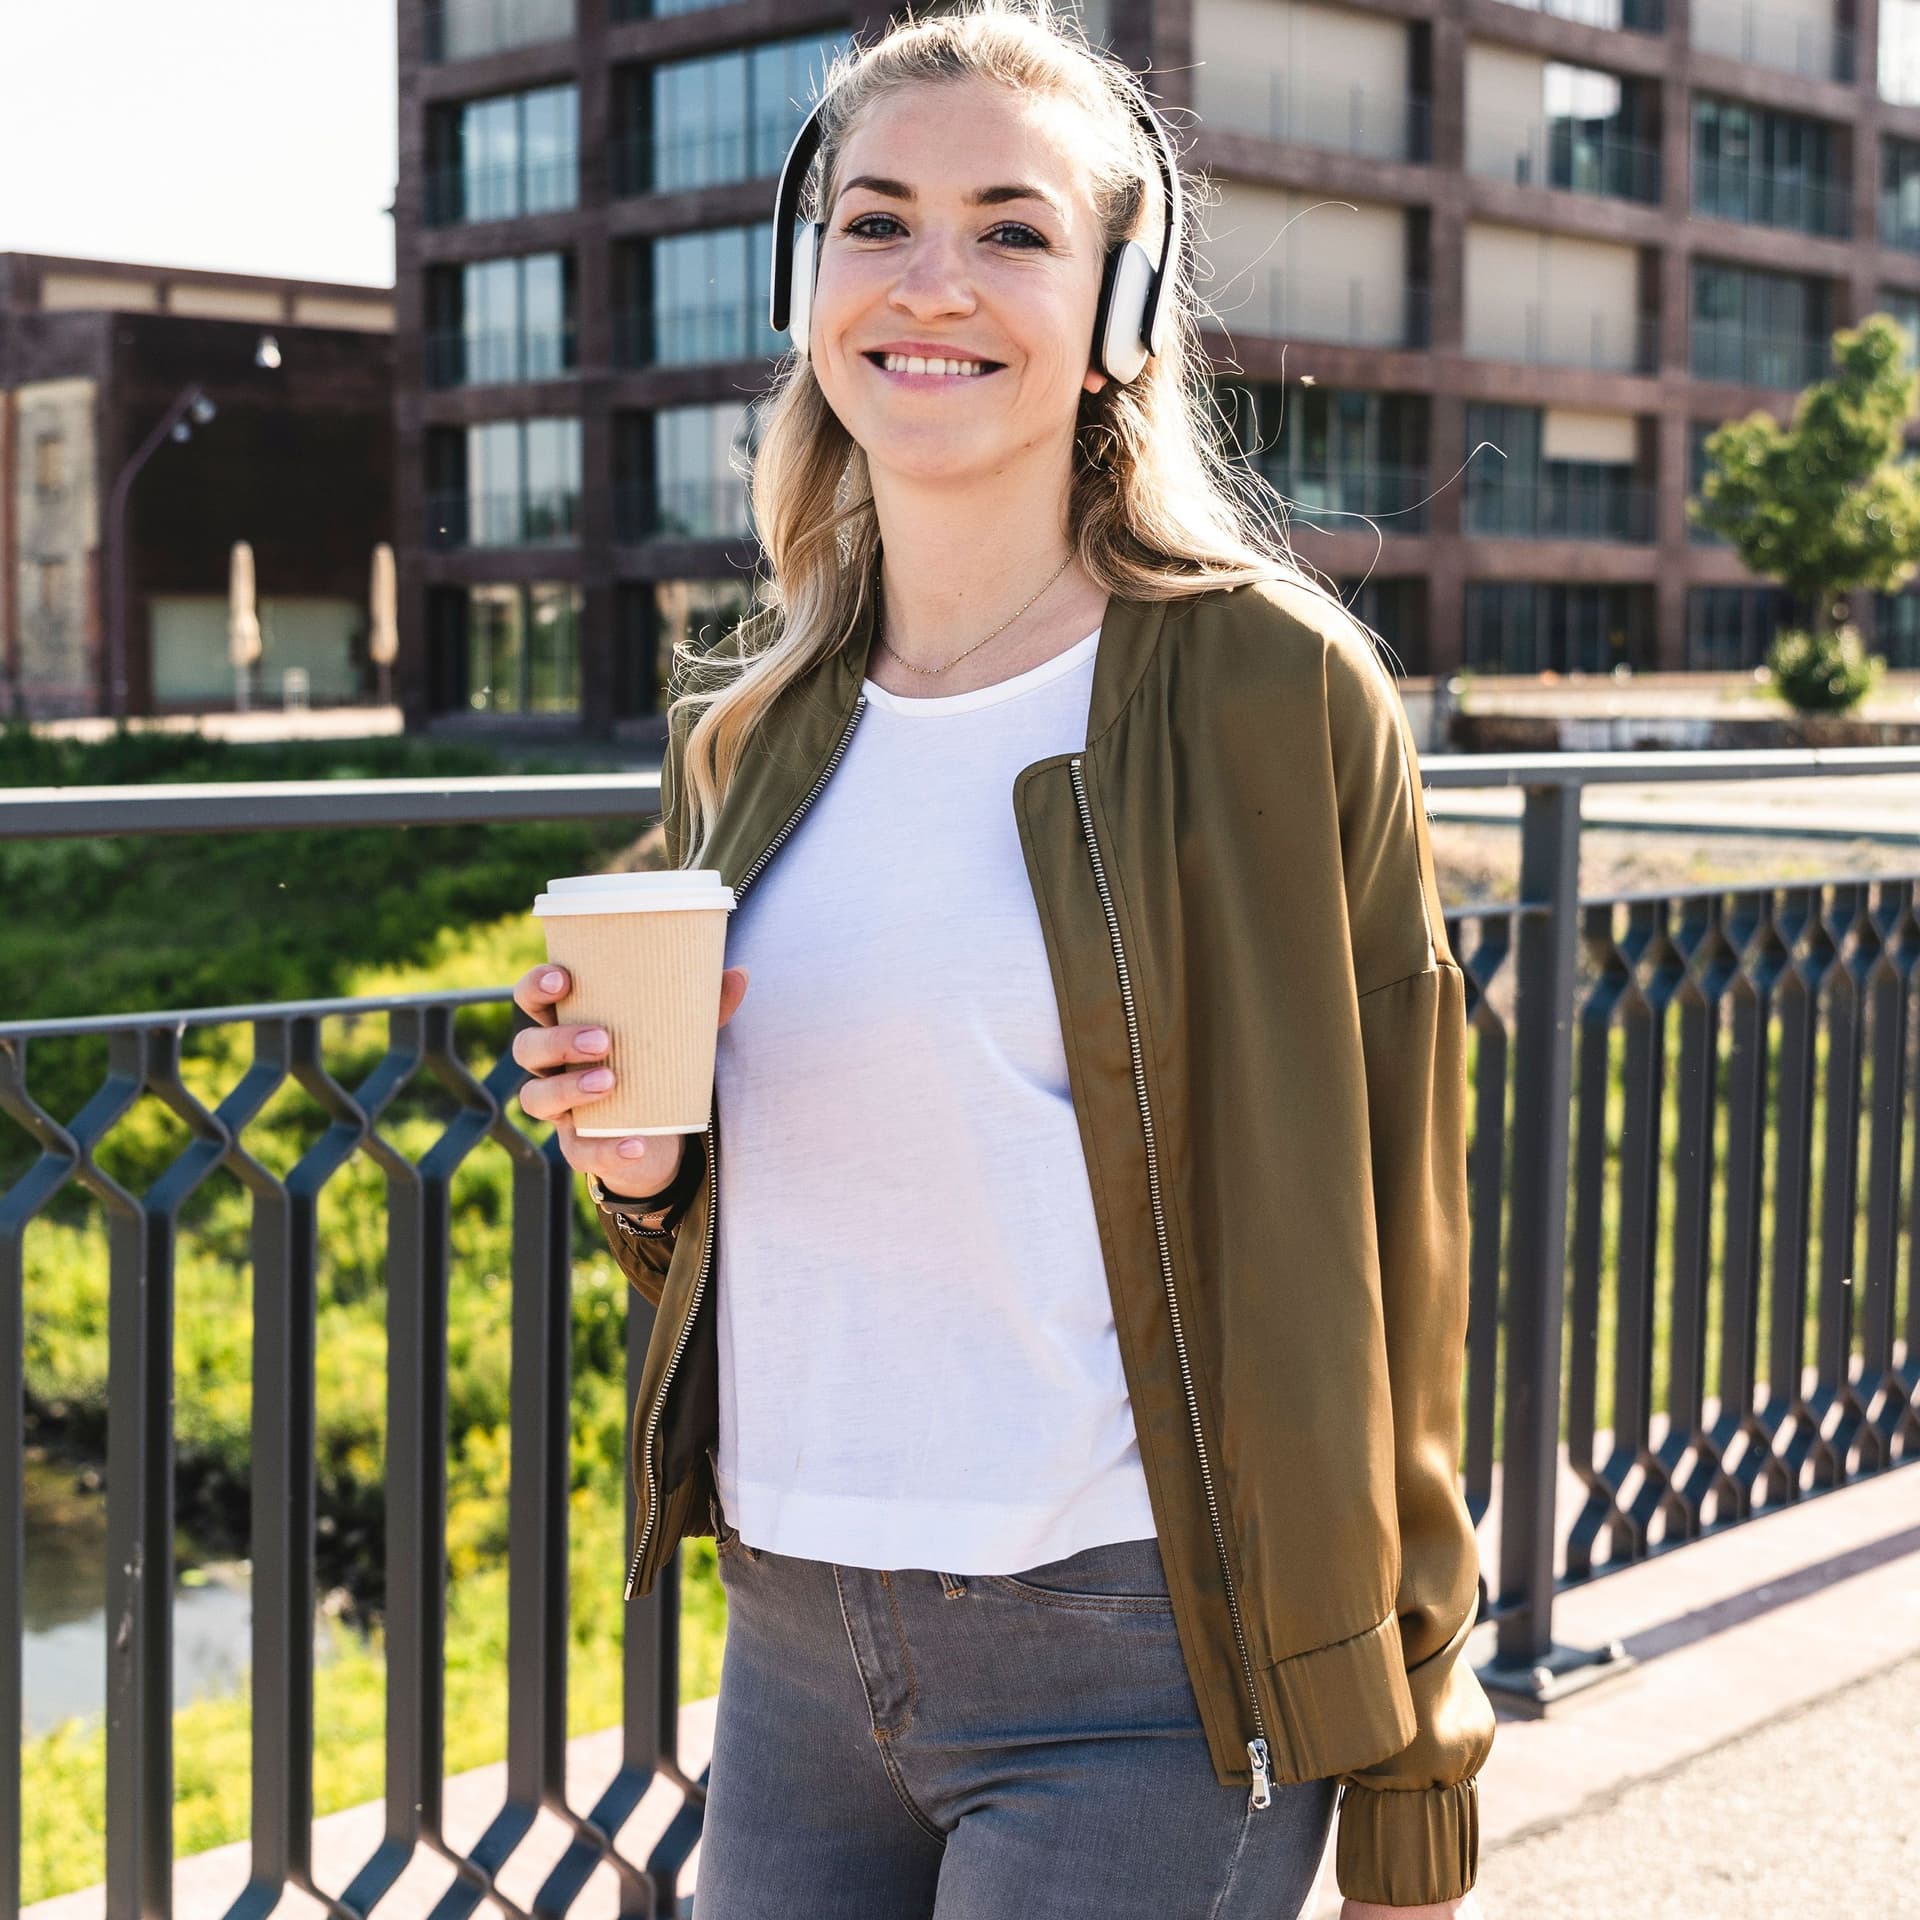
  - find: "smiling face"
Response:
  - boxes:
[809,76,1112,488]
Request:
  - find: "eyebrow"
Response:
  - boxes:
[834,175,1068,221]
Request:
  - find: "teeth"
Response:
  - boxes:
[879,353,991,377]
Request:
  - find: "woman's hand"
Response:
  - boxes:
[510,961,750,1199]
[1341,1893,1485,1920]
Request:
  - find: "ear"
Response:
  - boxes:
[1083,369,1108,394]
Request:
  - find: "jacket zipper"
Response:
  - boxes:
[624,694,871,1603]
[1069,756,1273,1813]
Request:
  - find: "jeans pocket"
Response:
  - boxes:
[709,1489,744,1561]
[985,1536,1174,1611]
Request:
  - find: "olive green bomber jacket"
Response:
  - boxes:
[600,575,1497,1907]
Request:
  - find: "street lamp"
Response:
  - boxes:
[103,332,280,721]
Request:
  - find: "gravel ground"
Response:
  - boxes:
[1475,1652,1920,1918]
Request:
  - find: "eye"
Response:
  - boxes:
[839,212,1050,249]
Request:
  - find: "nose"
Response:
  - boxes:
[887,230,978,318]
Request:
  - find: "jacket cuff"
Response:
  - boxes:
[1334,1777,1479,1907]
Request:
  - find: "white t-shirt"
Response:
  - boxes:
[710,625,1160,1573]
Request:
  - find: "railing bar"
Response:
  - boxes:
[103,1027,174,1920]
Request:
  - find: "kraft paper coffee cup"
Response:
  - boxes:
[531,870,736,1136]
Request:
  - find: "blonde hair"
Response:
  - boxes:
[665,0,1367,868]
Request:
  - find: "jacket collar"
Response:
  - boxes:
[702,578,1176,891]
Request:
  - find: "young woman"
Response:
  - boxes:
[512,4,1494,1913]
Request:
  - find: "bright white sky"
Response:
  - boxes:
[0,0,397,289]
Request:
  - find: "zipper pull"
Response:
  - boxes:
[1247,1737,1273,1811]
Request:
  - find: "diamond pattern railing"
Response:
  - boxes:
[5,754,1920,1911]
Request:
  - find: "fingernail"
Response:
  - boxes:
[618,1138,646,1157]
[541,969,565,992]
[580,1028,609,1053]
[580,1068,614,1092]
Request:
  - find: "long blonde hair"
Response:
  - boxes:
[666,0,1362,868]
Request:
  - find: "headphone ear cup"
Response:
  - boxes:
[1097,239,1156,387]
[792,221,822,360]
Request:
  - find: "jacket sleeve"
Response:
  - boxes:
[1322,619,1497,1908]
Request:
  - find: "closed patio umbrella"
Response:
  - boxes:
[228,540,262,713]
[369,542,397,707]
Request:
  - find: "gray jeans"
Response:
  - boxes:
[694,1500,1338,1918]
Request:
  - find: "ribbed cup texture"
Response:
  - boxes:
[541,907,729,1134]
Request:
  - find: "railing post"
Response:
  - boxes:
[1477,782,1634,1710]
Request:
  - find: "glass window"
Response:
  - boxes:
[466,97,521,222]
[441,252,574,386]
[654,401,756,538]
[650,220,778,365]
[433,0,573,62]
[467,583,525,710]
[647,32,848,194]
[521,85,579,216]
[525,417,583,542]
[467,420,525,546]
[463,582,581,712]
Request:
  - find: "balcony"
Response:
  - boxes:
[1257,462,1433,535]
[1690,0,1855,82]
[614,479,754,543]
[1692,158,1852,240]
[424,153,579,227]
[1201,70,1432,165]
[1466,472,1657,542]
[613,301,781,370]
[1690,321,1833,388]
[1482,0,1665,30]
[1467,111,1661,205]
[425,326,578,389]
[423,0,574,62]
[426,486,582,549]
[1468,304,1660,376]
[1234,278,1431,352]
[613,116,800,198]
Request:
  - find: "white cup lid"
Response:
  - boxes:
[534,868,735,916]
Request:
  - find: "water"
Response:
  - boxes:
[23,1454,256,1736]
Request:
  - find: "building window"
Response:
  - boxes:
[1690,259,1833,387]
[1871,589,1920,667]
[611,0,734,15]
[427,84,578,225]
[1884,0,1920,103]
[616,575,757,714]
[1685,584,1806,669]
[1874,289,1920,372]
[427,253,576,387]
[614,222,780,368]
[33,434,68,496]
[1221,380,1431,532]
[425,0,574,64]
[616,31,849,196]
[460,581,582,713]
[615,402,759,541]
[1463,581,1652,673]
[426,416,582,549]
[1331,577,1430,676]
[1692,95,1848,239]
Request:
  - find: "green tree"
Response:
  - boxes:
[1689,312,1920,637]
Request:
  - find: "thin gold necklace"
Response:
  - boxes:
[877,551,1076,678]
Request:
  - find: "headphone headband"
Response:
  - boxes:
[769,65,1183,378]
